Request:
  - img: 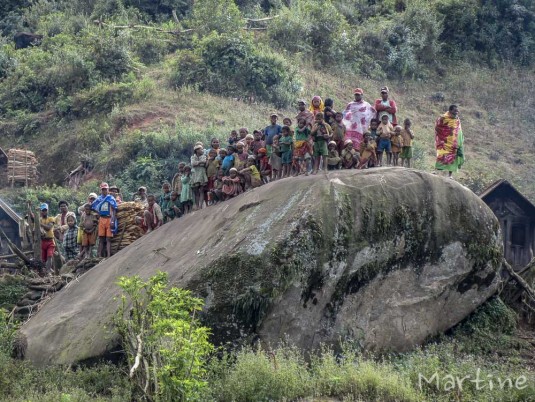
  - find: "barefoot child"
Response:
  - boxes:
[164,191,182,221]
[331,112,346,154]
[341,139,360,169]
[222,168,242,200]
[191,144,208,210]
[400,118,415,167]
[280,126,294,178]
[357,132,378,169]
[240,156,262,189]
[391,126,404,166]
[377,114,394,166]
[79,203,98,260]
[257,148,272,183]
[180,166,194,214]
[327,141,342,170]
[293,118,312,176]
[210,170,224,203]
[92,182,117,258]
[269,135,282,180]
[311,112,332,174]
[62,215,79,261]
[221,146,236,176]
[205,148,220,205]
[172,162,186,195]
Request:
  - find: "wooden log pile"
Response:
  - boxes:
[13,276,65,320]
[12,257,104,321]
[7,149,38,186]
[111,202,145,253]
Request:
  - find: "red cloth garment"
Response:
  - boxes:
[374,99,398,126]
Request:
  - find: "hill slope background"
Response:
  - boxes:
[0,0,534,209]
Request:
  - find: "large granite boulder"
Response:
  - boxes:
[21,168,502,366]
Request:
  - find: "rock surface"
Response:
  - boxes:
[20,168,503,366]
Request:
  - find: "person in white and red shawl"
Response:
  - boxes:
[374,86,398,126]
[342,88,376,150]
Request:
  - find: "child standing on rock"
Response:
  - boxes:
[400,118,415,168]
[311,112,332,174]
[79,203,98,260]
[280,126,294,178]
[191,144,208,210]
[180,166,194,214]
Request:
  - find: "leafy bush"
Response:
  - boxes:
[58,81,135,117]
[168,32,301,106]
[115,272,213,401]
[268,0,357,68]
[190,0,244,34]
[451,297,524,356]
[86,30,134,81]
[0,275,27,311]
[436,0,535,66]
[124,0,193,20]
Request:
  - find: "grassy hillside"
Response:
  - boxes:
[0,0,534,209]
[1,61,534,206]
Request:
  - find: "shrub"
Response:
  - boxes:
[115,272,213,401]
[85,30,134,81]
[58,81,135,117]
[451,297,525,356]
[0,275,27,311]
[436,0,535,66]
[168,32,301,107]
[268,0,357,68]
[190,0,244,35]
[123,0,193,20]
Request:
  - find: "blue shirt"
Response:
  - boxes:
[92,194,117,217]
[222,155,235,171]
[264,124,282,145]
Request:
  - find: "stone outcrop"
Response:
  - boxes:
[20,168,503,366]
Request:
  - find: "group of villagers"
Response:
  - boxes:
[170,86,417,214]
[35,87,464,271]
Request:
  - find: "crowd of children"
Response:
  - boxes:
[159,88,415,215]
[38,87,416,268]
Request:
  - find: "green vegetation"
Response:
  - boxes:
[0,270,533,401]
[115,272,213,401]
[0,0,533,200]
[0,275,26,310]
[0,2,534,398]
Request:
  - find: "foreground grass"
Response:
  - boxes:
[1,296,532,401]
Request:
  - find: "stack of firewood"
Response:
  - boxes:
[111,202,145,253]
[7,149,38,186]
[12,257,104,321]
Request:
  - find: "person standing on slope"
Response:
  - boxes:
[435,104,464,179]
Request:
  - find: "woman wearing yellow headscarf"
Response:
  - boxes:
[309,95,325,116]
